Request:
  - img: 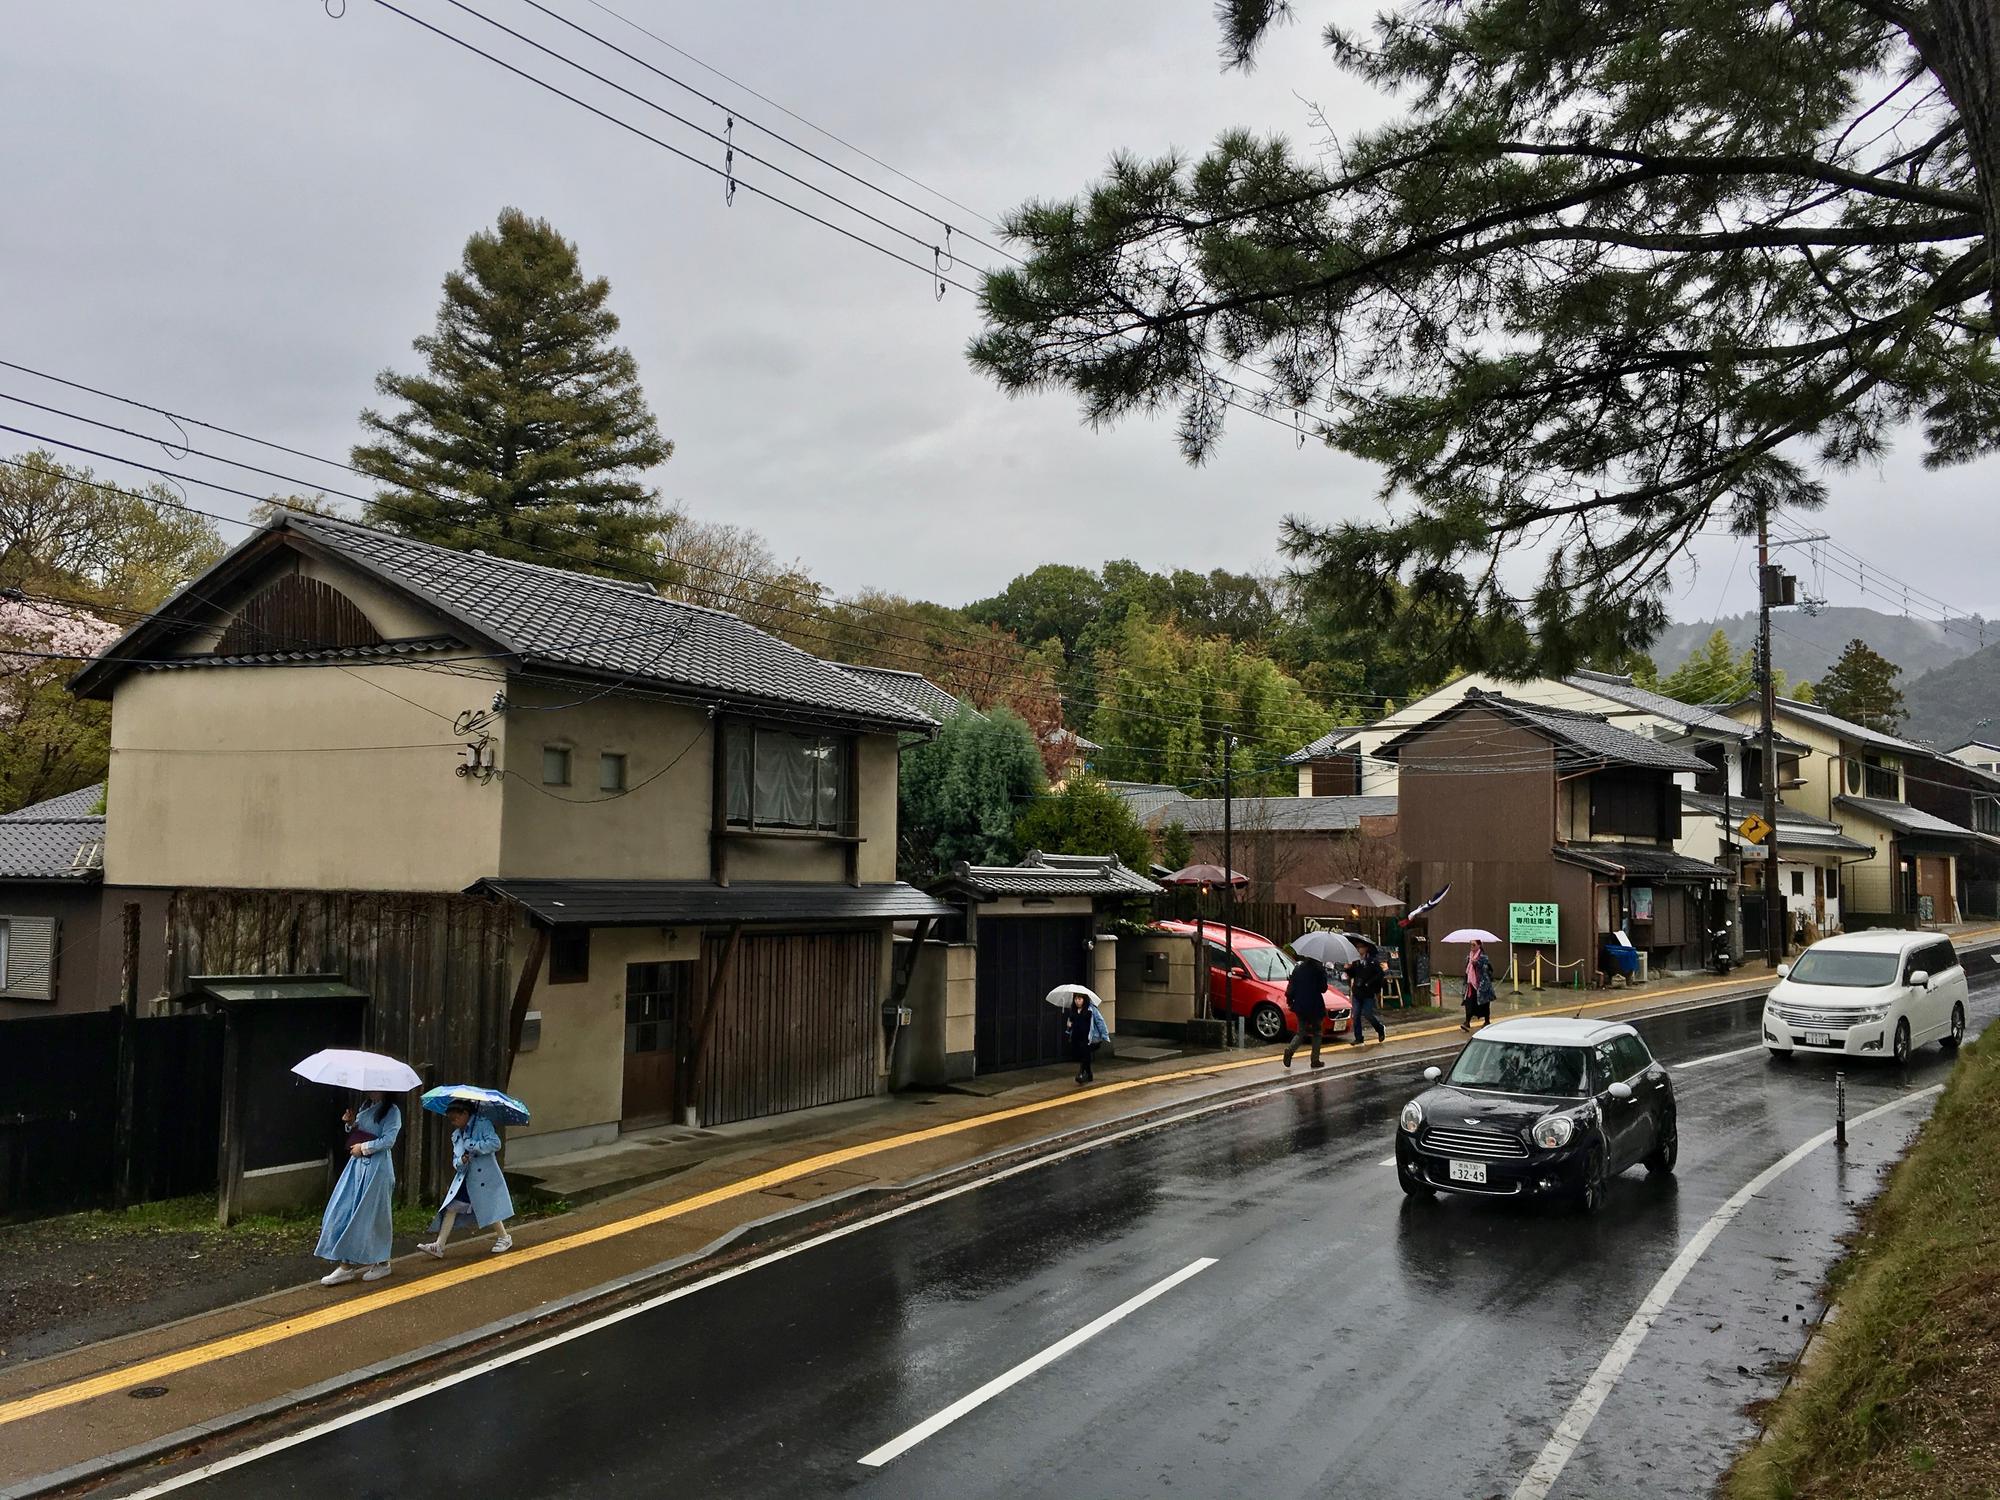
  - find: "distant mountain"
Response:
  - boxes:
[1901,643,2000,750]
[1650,606,1989,687]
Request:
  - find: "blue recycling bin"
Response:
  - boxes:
[1600,940,1640,982]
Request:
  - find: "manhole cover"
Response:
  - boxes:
[129,1386,170,1400]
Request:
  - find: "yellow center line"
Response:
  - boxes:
[0,971,1784,1428]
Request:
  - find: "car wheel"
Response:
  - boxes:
[1893,1018,1912,1065]
[1577,1151,1607,1215]
[1941,1003,1966,1052]
[1644,1110,1678,1175]
[1250,1003,1287,1044]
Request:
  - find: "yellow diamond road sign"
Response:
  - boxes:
[1738,814,1774,845]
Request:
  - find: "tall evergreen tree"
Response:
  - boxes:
[1658,630,1755,707]
[897,707,1046,884]
[355,209,673,572]
[1816,639,1907,733]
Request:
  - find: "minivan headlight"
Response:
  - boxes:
[1533,1116,1575,1150]
[1853,1005,1890,1023]
[1400,1100,1424,1133]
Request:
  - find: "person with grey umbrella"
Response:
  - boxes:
[1282,954,1331,1069]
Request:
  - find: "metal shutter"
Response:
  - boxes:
[1,916,58,1000]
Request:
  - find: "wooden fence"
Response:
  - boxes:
[1152,891,1309,946]
[165,889,517,1201]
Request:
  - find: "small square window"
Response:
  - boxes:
[549,928,589,984]
[1790,871,1806,896]
[542,746,572,785]
[599,753,627,793]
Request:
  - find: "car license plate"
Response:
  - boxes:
[1805,1030,1833,1047]
[1448,1160,1487,1184]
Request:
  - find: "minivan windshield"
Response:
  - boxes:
[1237,946,1294,982]
[1787,949,1902,989]
[1446,1039,1589,1097]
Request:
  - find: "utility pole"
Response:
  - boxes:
[1758,501,1782,968]
[1222,730,1236,1027]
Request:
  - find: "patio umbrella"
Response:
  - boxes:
[1291,930,1364,968]
[421,1084,531,1126]
[290,1048,422,1094]
[1437,928,1503,945]
[1045,984,1104,1009]
[1304,882,1404,911]
[1159,863,1248,890]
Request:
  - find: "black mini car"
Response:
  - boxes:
[1394,1017,1677,1212]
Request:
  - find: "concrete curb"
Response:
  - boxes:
[16,956,1985,1500]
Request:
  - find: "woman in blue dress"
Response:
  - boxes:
[315,1091,401,1285]
[420,1101,515,1258]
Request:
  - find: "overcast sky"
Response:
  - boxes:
[5,1,1994,633]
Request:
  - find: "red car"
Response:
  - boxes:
[1153,920,1353,1043]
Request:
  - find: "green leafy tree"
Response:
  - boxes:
[1087,612,1337,793]
[965,564,1106,673]
[1815,638,1907,732]
[355,208,674,572]
[1658,630,1756,707]
[1012,775,1154,872]
[897,707,1046,883]
[1160,818,1194,872]
[971,0,1998,673]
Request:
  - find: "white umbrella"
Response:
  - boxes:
[291,1048,422,1093]
[1437,928,1502,945]
[1291,930,1363,967]
[1045,984,1104,1009]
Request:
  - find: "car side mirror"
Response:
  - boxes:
[1229,966,1249,979]
[1608,1081,1635,1102]
[1910,970,1930,989]
[1775,964,1790,979]
[1423,1066,1442,1083]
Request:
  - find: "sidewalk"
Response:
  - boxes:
[2,941,1991,1499]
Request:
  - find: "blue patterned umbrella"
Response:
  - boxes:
[421,1084,531,1126]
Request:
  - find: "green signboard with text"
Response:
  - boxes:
[1509,901,1559,946]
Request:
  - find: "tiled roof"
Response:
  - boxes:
[1377,690,1711,773]
[77,515,935,733]
[1281,728,1360,766]
[477,879,955,927]
[1106,782,1191,825]
[1835,796,1995,845]
[1157,794,1398,833]
[835,666,966,726]
[139,637,462,672]
[1763,697,1933,758]
[0,784,104,820]
[1555,843,1730,880]
[1681,792,1873,855]
[1565,671,1787,744]
[0,817,104,880]
[940,850,1162,901]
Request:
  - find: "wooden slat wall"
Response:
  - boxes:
[165,889,514,1199]
[699,930,881,1126]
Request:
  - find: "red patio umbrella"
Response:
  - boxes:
[1160,864,1249,891]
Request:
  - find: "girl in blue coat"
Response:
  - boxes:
[420,1102,515,1258]
[315,1092,400,1285]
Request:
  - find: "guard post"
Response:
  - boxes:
[1835,1071,1847,1150]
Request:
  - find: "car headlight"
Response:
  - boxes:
[1532,1116,1575,1150]
[1854,1006,1889,1023]
[1399,1100,1424,1133]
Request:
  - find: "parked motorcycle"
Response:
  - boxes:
[1709,924,1737,975]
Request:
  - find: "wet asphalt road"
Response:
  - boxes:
[135,966,2000,1500]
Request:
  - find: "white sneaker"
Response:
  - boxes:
[418,1241,444,1259]
[361,1264,392,1282]
[320,1265,361,1286]
[491,1234,513,1254]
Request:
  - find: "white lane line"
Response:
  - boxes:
[1379,1153,1400,1166]
[1674,1042,1769,1070]
[857,1257,1216,1468]
[108,1059,1426,1499]
[1510,1083,1943,1500]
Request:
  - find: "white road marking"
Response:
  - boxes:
[1510,1084,1943,1500]
[107,1057,1427,1499]
[857,1257,1217,1467]
[1379,1153,1400,1166]
[1674,1042,1769,1070]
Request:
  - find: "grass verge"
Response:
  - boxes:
[1724,1035,2000,1500]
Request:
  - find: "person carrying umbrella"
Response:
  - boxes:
[314,1091,401,1285]
[1064,988,1109,1085]
[1344,937,1389,1047]
[1282,952,1330,1070]
[1463,940,1497,1031]
[419,1089,520,1258]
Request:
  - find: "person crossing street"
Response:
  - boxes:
[1282,953,1330,1069]
[1345,939,1388,1047]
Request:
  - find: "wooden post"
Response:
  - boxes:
[502,924,551,1090]
[711,716,731,888]
[216,1016,245,1227]
[112,903,143,1208]
[686,923,744,1124]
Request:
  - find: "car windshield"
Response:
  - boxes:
[1447,1039,1589,1098]
[1237,946,1294,981]
[1787,949,1902,988]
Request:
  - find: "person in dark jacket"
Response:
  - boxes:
[1065,990,1109,1084]
[1282,954,1331,1069]
[1462,940,1496,1031]
[1345,940,1388,1046]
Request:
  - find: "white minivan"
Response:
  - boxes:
[1763,931,1969,1064]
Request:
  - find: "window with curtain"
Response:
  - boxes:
[724,724,852,832]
